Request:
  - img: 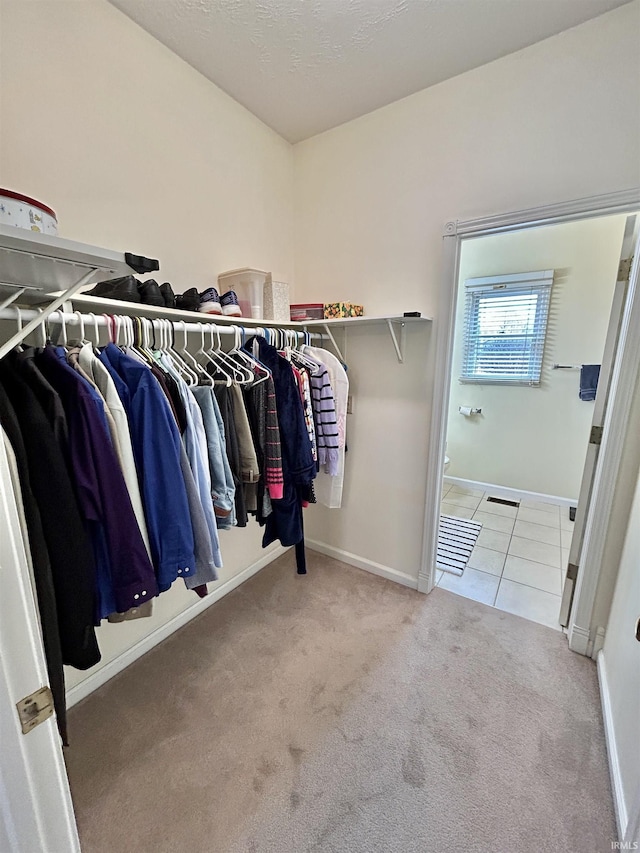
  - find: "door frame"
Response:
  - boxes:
[419,187,640,659]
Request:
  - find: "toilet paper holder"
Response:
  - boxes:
[459,406,482,416]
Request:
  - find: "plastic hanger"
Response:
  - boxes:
[231,325,266,374]
[53,307,68,348]
[224,325,255,385]
[154,320,198,386]
[34,308,47,349]
[195,324,233,386]
[13,307,25,352]
[169,321,201,386]
[206,323,251,384]
[231,325,271,386]
[85,312,101,348]
[72,309,90,347]
[174,321,210,385]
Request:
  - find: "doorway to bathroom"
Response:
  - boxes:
[434,209,639,632]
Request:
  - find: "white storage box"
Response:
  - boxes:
[0,188,58,235]
[217,268,269,320]
[263,280,290,322]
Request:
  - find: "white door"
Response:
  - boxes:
[0,437,80,852]
[559,215,638,627]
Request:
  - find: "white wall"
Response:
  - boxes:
[600,462,640,838]
[0,0,295,693]
[294,2,640,578]
[0,0,294,288]
[446,215,627,498]
[307,320,431,586]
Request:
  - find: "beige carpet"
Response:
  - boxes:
[65,552,615,853]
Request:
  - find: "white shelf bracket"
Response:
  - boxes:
[321,323,345,362]
[0,267,101,360]
[0,286,27,314]
[386,319,406,363]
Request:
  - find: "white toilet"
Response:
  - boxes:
[444,455,450,473]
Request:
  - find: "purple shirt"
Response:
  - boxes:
[36,346,158,614]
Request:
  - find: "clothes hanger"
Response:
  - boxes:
[290,330,320,373]
[34,308,47,349]
[102,313,115,344]
[206,324,238,385]
[85,312,101,349]
[224,325,254,385]
[53,307,69,349]
[153,319,197,385]
[175,321,210,385]
[206,323,251,384]
[167,321,201,386]
[136,316,157,363]
[71,309,89,347]
[13,307,25,352]
[230,325,271,386]
[196,324,233,386]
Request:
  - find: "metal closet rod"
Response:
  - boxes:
[0,307,321,341]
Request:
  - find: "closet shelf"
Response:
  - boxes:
[68,295,431,363]
[0,223,430,365]
[0,224,148,360]
[70,293,431,329]
[0,224,136,299]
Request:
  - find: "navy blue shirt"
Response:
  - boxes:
[100,345,196,591]
[36,346,158,615]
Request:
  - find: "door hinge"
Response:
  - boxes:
[590,425,603,445]
[618,257,633,282]
[566,562,579,582]
[16,686,54,734]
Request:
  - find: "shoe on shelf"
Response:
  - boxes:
[220,290,242,317]
[175,287,201,312]
[137,279,165,307]
[83,275,142,303]
[160,282,176,309]
[199,287,222,314]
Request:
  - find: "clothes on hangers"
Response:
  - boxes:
[0,310,351,747]
[100,343,196,592]
[302,345,349,508]
[35,344,158,617]
[292,362,318,465]
[191,385,236,528]
[214,382,247,527]
[241,372,283,522]
[77,342,152,560]
[305,355,340,476]
[0,359,101,669]
[158,351,222,581]
[247,336,316,573]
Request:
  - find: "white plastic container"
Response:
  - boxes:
[0,188,58,235]
[217,268,269,320]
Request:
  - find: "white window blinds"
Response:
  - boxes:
[460,270,554,386]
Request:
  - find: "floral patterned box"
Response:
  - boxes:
[323,302,364,319]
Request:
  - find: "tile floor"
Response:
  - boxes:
[438,482,575,630]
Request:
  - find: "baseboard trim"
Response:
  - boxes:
[444,476,576,508]
[568,622,591,656]
[66,545,288,708]
[597,650,628,840]
[306,540,418,590]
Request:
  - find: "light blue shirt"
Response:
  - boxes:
[159,354,222,582]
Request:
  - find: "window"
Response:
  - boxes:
[460,270,554,385]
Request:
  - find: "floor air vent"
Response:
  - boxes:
[486,496,520,508]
